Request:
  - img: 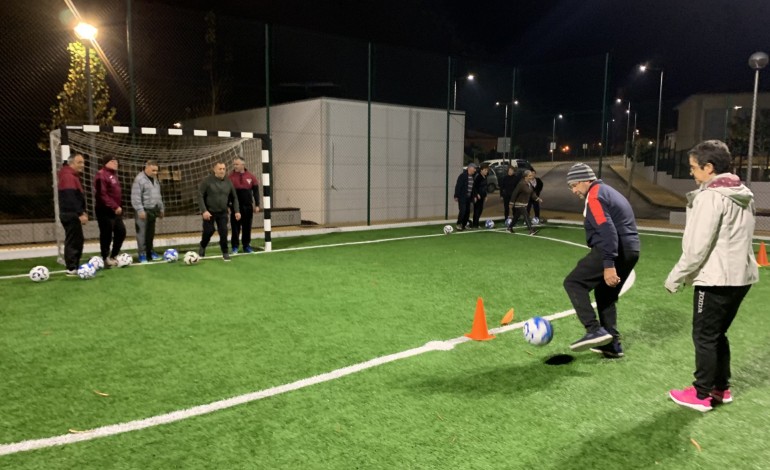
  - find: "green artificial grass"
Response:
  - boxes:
[1,224,769,469]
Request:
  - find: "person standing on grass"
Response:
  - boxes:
[57,152,88,276]
[526,169,544,224]
[131,160,164,263]
[228,157,260,254]
[506,170,541,236]
[666,140,758,412]
[470,163,491,228]
[499,165,521,220]
[563,163,640,357]
[94,155,126,267]
[198,161,240,261]
[453,163,477,231]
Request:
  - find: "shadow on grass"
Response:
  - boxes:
[548,408,701,469]
[409,356,591,399]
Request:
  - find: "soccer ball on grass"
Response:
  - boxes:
[443,225,453,235]
[29,266,50,282]
[485,219,495,229]
[183,251,201,265]
[523,316,553,346]
[163,248,179,262]
[88,256,105,270]
[77,263,97,280]
[116,253,133,267]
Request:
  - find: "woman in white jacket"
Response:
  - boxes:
[666,140,759,412]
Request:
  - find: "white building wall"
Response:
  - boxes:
[188,97,464,225]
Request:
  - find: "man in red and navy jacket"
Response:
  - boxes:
[57,153,88,274]
[228,157,261,254]
[563,163,640,358]
[93,155,126,266]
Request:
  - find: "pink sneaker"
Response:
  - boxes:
[711,389,733,404]
[669,386,713,412]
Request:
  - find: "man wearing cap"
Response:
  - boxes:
[454,163,478,231]
[94,155,126,267]
[563,162,640,357]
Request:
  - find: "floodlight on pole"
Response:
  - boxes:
[75,22,98,125]
[747,51,768,187]
[640,63,664,184]
[453,73,475,110]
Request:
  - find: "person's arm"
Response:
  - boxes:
[131,174,144,215]
[230,181,241,217]
[198,178,210,219]
[586,187,619,269]
[252,177,261,212]
[454,173,463,200]
[665,191,721,292]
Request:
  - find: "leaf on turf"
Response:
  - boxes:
[690,438,702,452]
[500,308,514,325]
[93,390,110,397]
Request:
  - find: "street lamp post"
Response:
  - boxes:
[551,114,563,162]
[747,51,768,187]
[640,64,664,184]
[75,22,98,125]
[616,98,632,166]
[453,73,475,110]
[496,100,518,162]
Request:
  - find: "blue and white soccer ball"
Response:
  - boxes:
[485,219,495,229]
[77,262,97,280]
[29,265,50,282]
[116,253,133,268]
[443,225,453,235]
[532,217,541,225]
[505,217,513,228]
[163,248,179,262]
[523,316,553,346]
[88,256,105,271]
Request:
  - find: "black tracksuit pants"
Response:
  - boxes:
[231,206,253,250]
[95,207,126,259]
[60,212,84,270]
[201,212,229,254]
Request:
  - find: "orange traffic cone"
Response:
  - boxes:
[500,308,515,326]
[465,297,496,341]
[758,241,769,267]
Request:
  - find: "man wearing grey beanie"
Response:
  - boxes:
[563,163,640,357]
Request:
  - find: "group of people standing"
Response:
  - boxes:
[454,162,543,234]
[56,156,261,273]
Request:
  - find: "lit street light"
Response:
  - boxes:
[551,114,563,162]
[747,51,768,187]
[495,100,518,161]
[75,22,98,125]
[453,73,475,110]
[640,64,664,184]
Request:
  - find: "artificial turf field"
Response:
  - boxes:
[1,223,768,469]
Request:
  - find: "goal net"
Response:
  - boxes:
[49,125,273,262]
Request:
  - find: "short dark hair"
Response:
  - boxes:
[689,140,732,174]
[145,159,158,168]
[480,163,490,170]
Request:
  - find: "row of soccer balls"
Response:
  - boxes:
[443,217,542,234]
[28,249,203,282]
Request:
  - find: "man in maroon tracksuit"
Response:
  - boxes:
[57,153,88,275]
[93,155,126,266]
[228,157,261,253]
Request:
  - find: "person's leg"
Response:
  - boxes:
[200,218,216,255]
[241,208,254,249]
[563,247,604,332]
[230,211,241,252]
[145,210,158,257]
[533,200,541,219]
[111,216,126,258]
[135,215,147,257]
[459,200,471,228]
[503,195,511,219]
[61,213,80,270]
[96,207,113,259]
[596,249,639,338]
[216,213,229,254]
[472,200,484,227]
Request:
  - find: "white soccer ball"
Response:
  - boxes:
[88,256,105,271]
[163,248,179,262]
[29,265,50,282]
[505,217,513,228]
[485,219,495,229]
[183,251,201,265]
[116,253,133,268]
[443,225,454,235]
[77,263,96,280]
[523,316,553,346]
[532,217,540,225]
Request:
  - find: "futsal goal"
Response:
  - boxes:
[49,125,274,261]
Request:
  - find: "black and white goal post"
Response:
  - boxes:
[50,124,274,257]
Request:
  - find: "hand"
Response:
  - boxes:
[139,211,146,220]
[115,207,123,216]
[160,211,165,219]
[235,212,241,221]
[254,206,260,213]
[202,210,211,221]
[79,214,88,225]
[603,267,621,287]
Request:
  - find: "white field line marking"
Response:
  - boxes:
[0,232,637,456]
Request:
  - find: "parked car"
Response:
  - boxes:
[483,158,534,185]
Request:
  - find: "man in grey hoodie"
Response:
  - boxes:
[666,140,759,412]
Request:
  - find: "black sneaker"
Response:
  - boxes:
[590,341,625,358]
[223,252,231,262]
[570,327,613,352]
[198,246,206,257]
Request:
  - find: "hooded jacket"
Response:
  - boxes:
[665,173,759,291]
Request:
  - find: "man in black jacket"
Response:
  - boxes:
[471,163,491,228]
[453,163,477,231]
[57,153,88,275]
[198,162,240,261]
